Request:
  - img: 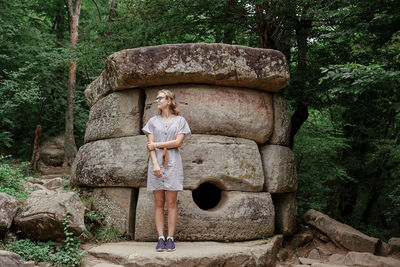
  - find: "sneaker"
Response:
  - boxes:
[156,238,166,252]
[166,237,176,251]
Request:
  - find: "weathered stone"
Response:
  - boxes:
[135,188,274,241]
[328,254,345,265]
[388,237,400,253]
[311,263,348,267]
[86,236,283,267]
[273,192,297,236]
[14,190,85,241]
[85,43,290,107]
[344,251,400,267]
[316,246,333,256]
[376,240,391,256]
[27,177,44,185]
[308,249,321,260]
[39,135,75,166]
[303,209,379,253]
[143,85,273,143]
[92,187,138,238]
[260,145,298,193]
[23,182,48,192]
[270,94,291,146]
[0,193,18,232]
[43,177,63,190]
[70,135,148,188]
[289,232,313,247]
[181,134,264,191]
[84,90,144,143]
[298,257,321,265]
[0,250,24,267]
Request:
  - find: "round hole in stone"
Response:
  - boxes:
[192,182,222,210]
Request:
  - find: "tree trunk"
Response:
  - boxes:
[63,0,81,166]
[255,3,277,49]
[30,124,41,172]
[105,0,117,40]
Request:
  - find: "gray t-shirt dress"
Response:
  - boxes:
[142,115,191,191]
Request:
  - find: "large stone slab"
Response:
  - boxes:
[84,90,144,143]
[344,251,400,267]
[181,134,264,191]
[273,192,297,236]
[72,134,264,191]
[269,94,291,146]
[85,236,282,267]
[303,209,379,253]
[0,250,24,267]
[92,187,138,238]
[143,85,273,143]
[135,188,275,241]
[0,193,18,233]
[84,43,290,106]
[260,145,298,193]
[71,135,148,188]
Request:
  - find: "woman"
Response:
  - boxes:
[142,89,191,252]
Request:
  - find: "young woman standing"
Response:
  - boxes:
[142,89,191,252]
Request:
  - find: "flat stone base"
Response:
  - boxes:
[83,236,282,267]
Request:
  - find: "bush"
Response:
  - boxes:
[0,155,30,200]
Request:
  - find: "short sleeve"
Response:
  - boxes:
[142,118,154,135]
[177,117,191,140]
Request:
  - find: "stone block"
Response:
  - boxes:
[270,94,291,146]
[0,193,18,232]
[143,85,273,143]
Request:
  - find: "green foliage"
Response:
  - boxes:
[0,155,30,200]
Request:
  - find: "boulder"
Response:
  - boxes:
[70,135,148,188]
[42,177,63,190]
[311,264,348,267]
[308,248,321,260]
[0,193,18,232]
[135,188,274,241]
[92,187,138,238]
[143,85,273,143]
[344,251,400,267]
[86,236,283,267]
[273,192,297,236]
[260,145,298,193]
[14,190,85,241]
[303,209,379,253]
[26,177,44,185]
[388,237,400,253]
[85,43,289,107]
[84,90,144,143]
[0,250,24,267]
[289,232,313,247]
[328,254,345,265]
[39,135,75,166]
[269,94,291,146]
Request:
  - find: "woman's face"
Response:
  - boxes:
[155,92,169,110]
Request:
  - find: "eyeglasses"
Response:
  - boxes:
[155,96,166,102]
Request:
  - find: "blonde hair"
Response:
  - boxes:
[158,89,180,115]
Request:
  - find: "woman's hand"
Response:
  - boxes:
[153,164,162,178]
[147,141,156,151]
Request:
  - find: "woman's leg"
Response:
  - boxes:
[165,190,178,237]
[153,190,165,237]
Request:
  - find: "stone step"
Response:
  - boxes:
[82,236,282,267]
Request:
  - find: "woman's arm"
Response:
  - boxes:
[148,134,185,150]
[146,134,162,178]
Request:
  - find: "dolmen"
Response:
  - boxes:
[71,43,297,241]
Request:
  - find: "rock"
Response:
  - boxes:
[388,237,400,253]
[0,250,24,267]
[316,246,333,256]
[344,251,400,267]
[14,190,85,241]
[23,182,48,192]
[26,177,43,185]
[143,85,273,143]
[290,265,309,267]
[260,145,298,193]
[87,236,283,267]
[273,192,297,235]
[328,254,345,265]
[310,263,348,267]
[84,43,290,107]
[308,248,321,260]
[0,193,18,232]
[39,135,76,166]
[376,240,391,256]
[92,187,138,237]
[181,134,264,191]
[43,178,63,190]
[303,209,379,253]
[269,94,291,146]
[70,135,148,188]
[298,257,321,265]
[23,260,35,267]
[289,232,313,247]
[84,90,144,143]
[135,188,274,241]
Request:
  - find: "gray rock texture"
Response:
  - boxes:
[0,250,24,267]
[269,94,291,146]
[135,188,274,241]
[39,135,75,166]
[92,187,138,238]
[84,90,144,143]
[273,192,297,236]
[143,85,273,143]
[85,236,283,267]
[14,190,85,241]
[84,43,289,106]
[0,193,18,232]
[70,135,148,188]
[303,209,379,253]
[260,145,298,193]
[344,251,400,267]
[388,237,400,253]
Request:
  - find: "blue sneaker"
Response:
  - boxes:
[156,238,166,252]
[166,237,176,251]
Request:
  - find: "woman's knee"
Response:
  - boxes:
[166,199,177,209]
